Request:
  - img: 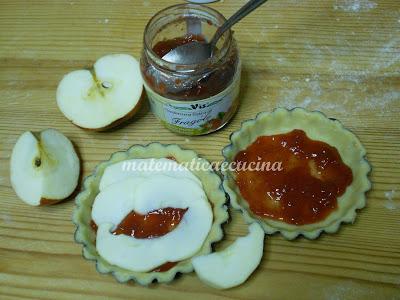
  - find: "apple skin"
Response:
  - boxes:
[40,198,62,206]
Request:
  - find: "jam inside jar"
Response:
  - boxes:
[141,4,241,135]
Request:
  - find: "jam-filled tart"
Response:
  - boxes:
[73,143,228,285]
[222,108,371,239]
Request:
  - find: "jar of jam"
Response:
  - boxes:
[141,3,241,135]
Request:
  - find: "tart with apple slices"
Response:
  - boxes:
[10,129,80,206]
[56,54,143,131]
[73,143,228,284]
[222,108,371,239]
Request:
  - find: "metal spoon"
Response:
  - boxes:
[162,0,268,64]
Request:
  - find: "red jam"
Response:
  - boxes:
[234,129,353,225]
[90,220,98,232]
[112,207,188,239]
[143,34,237,100]
[152,261,178,272]
[152,34,206,58]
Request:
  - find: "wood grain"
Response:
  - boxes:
[0,0,399,299]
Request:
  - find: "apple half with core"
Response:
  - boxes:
[10,129,80,206]
[192,222,265,289]
[56,54,143,130]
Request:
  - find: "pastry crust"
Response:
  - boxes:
[73,143,228,284]
[222,108,371,240]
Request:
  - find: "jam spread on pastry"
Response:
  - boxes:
[112,207,188,239]
[234,129,353,225]
[90,220,98,232]
[223,108,371,239]
[152,261,178,273]
[91,207,188,239]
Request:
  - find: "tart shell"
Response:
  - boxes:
[222,108,371,240]
[73,143,228,285]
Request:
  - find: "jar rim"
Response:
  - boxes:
[143,3,232,73]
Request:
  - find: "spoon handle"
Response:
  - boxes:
[210,0,268,49]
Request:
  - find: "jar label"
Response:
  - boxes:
[144,70,240,135]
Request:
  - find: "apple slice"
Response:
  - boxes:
[56,54,143,130]
[10,129,80,206]
[192,222,264,289]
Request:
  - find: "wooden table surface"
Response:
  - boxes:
[0,0,399,299]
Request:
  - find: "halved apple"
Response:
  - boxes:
[56,54,143,130]
[10,129,80,206]
[192,222,265,289]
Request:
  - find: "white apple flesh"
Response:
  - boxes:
[192,222,265,289]
[10,129,80,206]
[56,54,143,130]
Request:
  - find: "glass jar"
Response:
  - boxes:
[141,3,241,136]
